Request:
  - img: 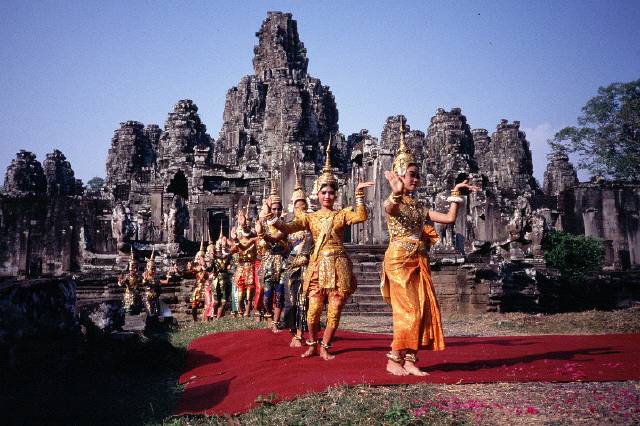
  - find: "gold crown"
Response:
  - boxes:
[392,117,415,175]
[291,161,306,203]
[237,196,251,219]
[314,136,337,192]
[196,239,205,259]
[146,247,155,263]
[269,168,282,205]
[207,229,215,253]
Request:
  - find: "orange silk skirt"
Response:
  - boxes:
[381,241,445,352]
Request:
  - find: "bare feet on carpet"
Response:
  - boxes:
[290,337,303,347]
[404,362,429,376]
[319,346,335,361]
[386,359,408,376]
[301,345,317,358]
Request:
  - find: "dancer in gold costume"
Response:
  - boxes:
[202,235,216,320]
[210,230,232,319]
[141,248,161,318]
[256,172,289,332]
[230,203,259,317]
[267,140,374,360]
[186,241,208,322]
[381,119,478,376]
[281,164,313,346]
[118,249,141,314]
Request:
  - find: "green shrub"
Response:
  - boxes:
[542,230,604,282]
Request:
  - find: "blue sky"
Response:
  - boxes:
[1,1,639,184]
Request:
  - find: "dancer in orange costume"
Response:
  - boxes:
[268,139,374,360]
[381,118,478,376]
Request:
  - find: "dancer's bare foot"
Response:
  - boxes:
[386,359,408,376]
[271,324,282,333]
[290,336,303,347]
[301,345,318,358]
[319,345,335,360]
[403,362,428,376]
[403,353,428,376]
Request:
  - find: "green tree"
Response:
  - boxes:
[550,79,640,180]
[86,176,104,192]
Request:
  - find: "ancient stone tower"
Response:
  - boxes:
[215,11,339,207]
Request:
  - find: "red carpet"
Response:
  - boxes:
[175,329,640,416]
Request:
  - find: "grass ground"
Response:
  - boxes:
[2,306,639,425]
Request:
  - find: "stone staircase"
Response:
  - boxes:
[343,244,390,316]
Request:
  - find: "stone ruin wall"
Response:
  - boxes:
[1,11,639,317]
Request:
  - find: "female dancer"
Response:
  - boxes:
[256,177,289,332]
[381,121,478,375]
[230,204,259,317]
[266,141,374,360]
[186,241,208,322]
[282,167,313,346]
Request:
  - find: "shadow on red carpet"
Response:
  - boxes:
[174,329,640,416]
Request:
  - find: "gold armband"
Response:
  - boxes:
[450,189,461,196]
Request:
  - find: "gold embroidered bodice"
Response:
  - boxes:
[273,205,367,294]
[386,195,430,241]
[274,205,367,260]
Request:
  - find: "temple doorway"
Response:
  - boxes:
[209,211,229,241]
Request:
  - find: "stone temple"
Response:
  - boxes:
[1,12,639,327]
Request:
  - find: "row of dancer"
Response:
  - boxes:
[254,128,477,375]
[184,170,313,347]
[176,124,478,375]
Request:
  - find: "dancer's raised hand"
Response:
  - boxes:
[453,179,480,193]
[356,181,375,192]
[384,170,404,195]
[259,199,270,218]
[255,219,264,236]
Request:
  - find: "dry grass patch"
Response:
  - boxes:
[340,305,640,336]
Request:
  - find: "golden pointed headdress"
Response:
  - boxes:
[392,117,416,175]
[206,229,215,253]
[196,239,205,259]
[269,168,281,205]
[314,136,337,192]
[147,247,155,263]
[237,196,250,220]
[291,161,306,204]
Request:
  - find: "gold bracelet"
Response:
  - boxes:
[451,189,461,196]
[355,190,364,198]
[391,193,403,202]
[387,194,400,205]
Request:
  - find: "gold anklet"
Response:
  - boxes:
[404,353,419,363]
[320,341,332,349]
[386,352,403,363]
